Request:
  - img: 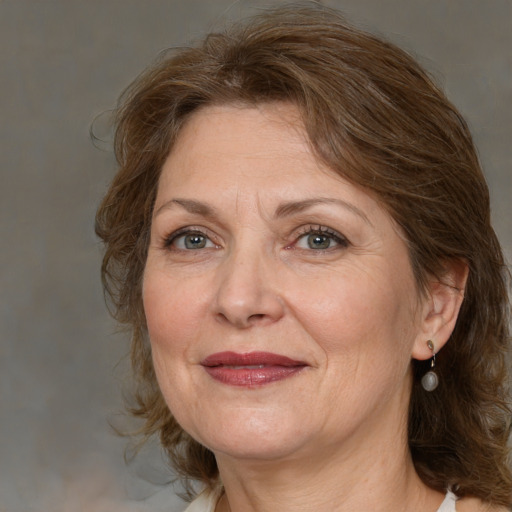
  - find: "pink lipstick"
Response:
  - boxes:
[201,351,307,387]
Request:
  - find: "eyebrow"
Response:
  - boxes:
[154,198,217,217]
[274,198,372,226]
[155,196,372,226]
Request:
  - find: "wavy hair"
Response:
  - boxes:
[95,3,511,506]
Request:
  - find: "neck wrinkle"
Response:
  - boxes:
[214,386,437,512]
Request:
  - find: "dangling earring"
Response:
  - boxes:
[421,340,439,391]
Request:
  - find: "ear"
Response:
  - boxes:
[412,259,469,360]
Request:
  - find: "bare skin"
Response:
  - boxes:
[214,488,507,512]
[143,103,502,512]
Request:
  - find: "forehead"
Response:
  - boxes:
[173,103,308,164]
[156,104,395,232]
[159,103,339,195]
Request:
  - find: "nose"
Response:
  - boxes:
[213,247,285,329]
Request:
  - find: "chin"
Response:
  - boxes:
[186,408,312,462]
[207,435,307,462]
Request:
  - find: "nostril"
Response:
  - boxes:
[246,313,280,327]
[215,312,268,328]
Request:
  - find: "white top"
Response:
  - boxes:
[183,488,458,512]
[437,490,458,512]
[183,487,221,512]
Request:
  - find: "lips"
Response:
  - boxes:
[201,351,307,387]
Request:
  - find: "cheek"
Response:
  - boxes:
[143,270,208,352]
[141,275,205,419]
[287,265,419,382]
[142,278,182,384]
[142,272,207,423]
[292,275,404,341]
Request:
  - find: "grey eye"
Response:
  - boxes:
[170,232,215,250]
[294,227,348,251]
[184,234,207,249]
[306,233,332,250]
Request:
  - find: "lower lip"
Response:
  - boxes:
[203,365,305,387]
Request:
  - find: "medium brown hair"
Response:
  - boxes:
[95,3,511,505]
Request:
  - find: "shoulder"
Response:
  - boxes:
[456,497,510,512]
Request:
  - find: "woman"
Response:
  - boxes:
[96,4,511,511]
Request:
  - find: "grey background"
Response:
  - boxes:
[1,1,510,511]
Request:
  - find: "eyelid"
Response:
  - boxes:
[163,226,219,249]
[289,224,350,250]
[161,224,349,251]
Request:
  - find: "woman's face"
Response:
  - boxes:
[143,104,427,463]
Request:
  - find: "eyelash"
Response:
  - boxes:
[163,227,218,250]
[162,224,349,252]
[291,225,349,251]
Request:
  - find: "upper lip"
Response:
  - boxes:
[201,351,307,367]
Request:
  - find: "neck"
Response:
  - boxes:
[214,394,444,512]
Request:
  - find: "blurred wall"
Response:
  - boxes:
[1,1,510,510]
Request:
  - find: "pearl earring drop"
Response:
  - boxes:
[421,340,439,392]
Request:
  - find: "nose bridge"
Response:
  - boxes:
[213,233,284,328]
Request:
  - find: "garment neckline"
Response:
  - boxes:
[436,490,457,512]
[188,486,457,512]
